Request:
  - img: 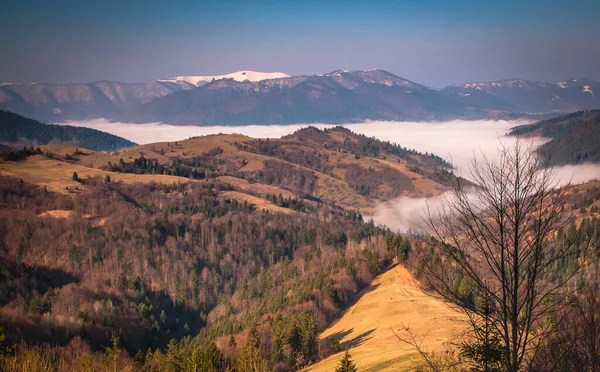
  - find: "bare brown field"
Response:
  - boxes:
[40,144,120,168]
[38,210,74,219]
[0,156,198,194]
[306,265,467,372]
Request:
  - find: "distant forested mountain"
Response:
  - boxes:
[0,110,136,151]
[510,110,600,165]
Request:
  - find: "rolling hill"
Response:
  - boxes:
[1,126,455,213]
[0,110,136,152]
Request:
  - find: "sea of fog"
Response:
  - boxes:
[63,119,600,232]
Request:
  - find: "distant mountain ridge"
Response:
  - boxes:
[118,69,476,125]
[1,69,598,125]
[0,80,191,122]
[443,78,599,113]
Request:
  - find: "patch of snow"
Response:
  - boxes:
[557,82,568,88]
[342,69,350,73]
[0,82,22,86]
[583,85,594,96]
[159,71,290,86]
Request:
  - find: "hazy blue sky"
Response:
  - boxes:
[2,0,599,87]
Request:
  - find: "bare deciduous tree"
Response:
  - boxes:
[421,140,580,371]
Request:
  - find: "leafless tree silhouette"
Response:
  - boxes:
[420,139,583,371]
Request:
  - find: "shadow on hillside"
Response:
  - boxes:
[0,260,80,306]
[1,285,203,356]
[0,259,202,355]
[323,327,376,350]
[341,262,399,309]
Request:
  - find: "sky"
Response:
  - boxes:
[2,0,599,87]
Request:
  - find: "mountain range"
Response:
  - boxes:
[1,70,598,125]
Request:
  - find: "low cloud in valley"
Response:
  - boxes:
[63,119,600,232]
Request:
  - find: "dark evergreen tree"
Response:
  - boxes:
[335,350,358,372]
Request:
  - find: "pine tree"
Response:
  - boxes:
[335,350,358,372]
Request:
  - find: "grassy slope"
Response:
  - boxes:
[0,155,197,194]
[1,129,451,213]
[306,264,467,372]
[118,131,449,210]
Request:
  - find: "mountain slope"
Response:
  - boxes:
[0,110,136,152]
[114,126,455,213]
[509,110,600,165]
[306,264,467,372]
[444,78,600,113]
[0,71,289,123]
[119,70,480,125]
[0,80,193,122]
[2,71,599,124]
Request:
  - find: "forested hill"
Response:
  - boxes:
[0,168,406,370]
[0,110,136,152]
[509,110,600,165]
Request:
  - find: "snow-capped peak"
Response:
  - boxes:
[455,79,537,90]
[159,71,290,86]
